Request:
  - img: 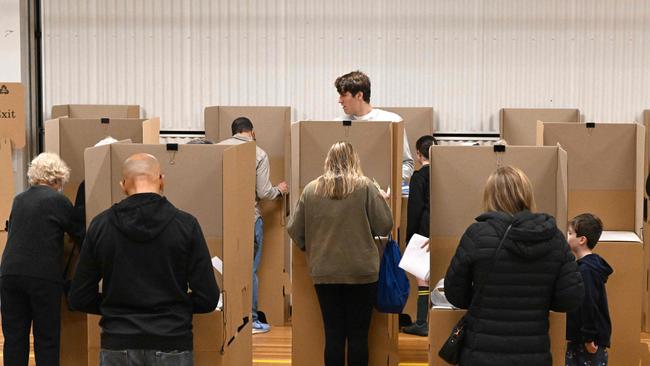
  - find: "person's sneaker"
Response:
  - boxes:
[252,320,271,334]
[402,322,428,337]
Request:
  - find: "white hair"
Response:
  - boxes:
[27,152,71,186]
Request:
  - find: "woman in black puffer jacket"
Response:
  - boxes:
[444,166,584,366]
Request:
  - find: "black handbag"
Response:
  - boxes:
[438,224,512,365]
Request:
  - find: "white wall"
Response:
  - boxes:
[42,0,650,132]
[0,0,24,193]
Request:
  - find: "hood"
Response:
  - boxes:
[476,210,559,260]
[109,193,177,242]
[578,253,613,283]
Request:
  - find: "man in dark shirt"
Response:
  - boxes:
[402,135,436,337]
[69,153,220,365]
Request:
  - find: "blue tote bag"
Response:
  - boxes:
[375,235,410,313]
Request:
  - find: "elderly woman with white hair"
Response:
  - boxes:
[0,152,84,366]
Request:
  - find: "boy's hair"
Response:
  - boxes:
[231,117,254,135]
[415,135,438,160]
[569,213,603,249]
[335,71,371,103]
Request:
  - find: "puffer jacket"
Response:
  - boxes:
[444,210,584,366]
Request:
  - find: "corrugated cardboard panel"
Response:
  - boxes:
[428,310,566,366]
[644,111,650,332]
[500,108,579,146]
[51,104,140,119]
[0,83,26,148]
[541,122,643,233]
[379,107,434,171]
[291,120,400,366]
[142,117,161,144]
[45,118,158,203]
[429,146,566,238]
[205,106,291,326]
[84,143,254,366]
[594,240,643,365]
[0,138,14,226]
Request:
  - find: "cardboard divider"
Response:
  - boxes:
[537,122,644,235]
[643,110,650,332]
[0,82,26,149]
[44,117,160,203]
[500,108,579,146]
[84,142,255,366]
[51,104,140,119]
[538,122,645,364]
[428,310,567,366]
[428,145,568,365]
[0,138,14,227]
[204,106,291,326]
[379,107,435,323]
[291,120,403,366]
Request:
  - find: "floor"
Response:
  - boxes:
[5,329,650,365]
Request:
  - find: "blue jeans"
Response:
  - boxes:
[100,349,193,366]
[253,217,264,322]
[566,342,608,366]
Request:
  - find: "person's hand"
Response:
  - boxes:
[584,341,598,354]
[379,188,390,201]
[420,239,430,253]
[277,181,289,194]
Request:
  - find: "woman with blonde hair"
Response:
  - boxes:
[0,152,84,366]
[288,141,393,366]
[443,165,584,366]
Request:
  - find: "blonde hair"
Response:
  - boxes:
[315,141,367,199]
[27,152,71,186]
[483,166,536,215]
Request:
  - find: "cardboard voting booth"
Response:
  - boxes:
[51,104,140,119]
[43,116,159,366]
[83,142,255,366]
[204,106,291,326]
[428,145,569,365]
[379,107,435,325]
[644,110,650,332]
[44,117,160,202]
[291,120,403,366]
[500,108,579,146]
[538,122,645,365]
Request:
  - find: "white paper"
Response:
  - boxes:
[599,231,641,242]
[211,256,223,274]
[398,233,430,281]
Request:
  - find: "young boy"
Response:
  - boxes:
[402,135,436,337]
[566,213,612,365]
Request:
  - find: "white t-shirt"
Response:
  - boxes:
[336,108,414,180]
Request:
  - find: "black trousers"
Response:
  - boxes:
[314,282,377,366]
[1,275,62,366]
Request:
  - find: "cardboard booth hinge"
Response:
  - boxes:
[586,122,595,129]
[493,144,506,167]
[100,118,110,124]
[166,143,178,165]
[342,120,352,126]
[493,145,506,152]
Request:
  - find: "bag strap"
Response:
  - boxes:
[467,223,513,315]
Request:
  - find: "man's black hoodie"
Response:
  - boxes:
[68,193,220,351]
[566,253,613,347]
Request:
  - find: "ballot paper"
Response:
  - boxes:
[211,256,224,311]
[398,233,430,281]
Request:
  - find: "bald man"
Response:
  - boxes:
[69,153,219,366]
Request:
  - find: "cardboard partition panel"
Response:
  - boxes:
[538,122,645,235]
[0,82,26,148]
[44,117,160,203]
[84,142,255,366]
[500,108,579,146]
[643,111,650,332]
[0,138,14,227]
[204,106,291,326]
[428,146,568,364]
[51,104,140,119]
[378,107,434,171]
[592,232,643,365]
[291,120,403,366]
[428,310,567,366]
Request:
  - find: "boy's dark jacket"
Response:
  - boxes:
[566,253,613,347]
[445,210,584,366]
[406,164,429,242]
[68,193,220,351]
